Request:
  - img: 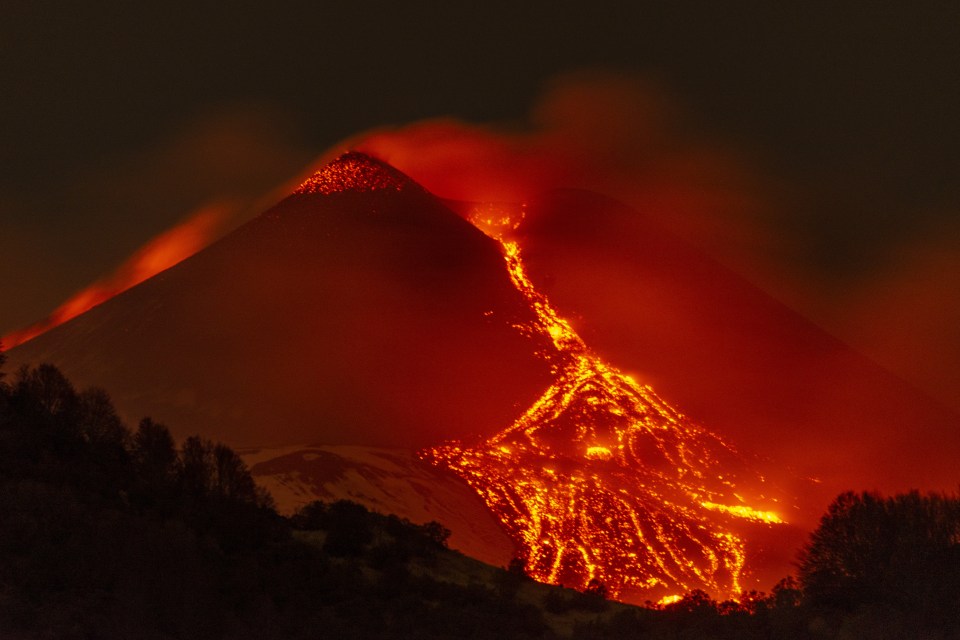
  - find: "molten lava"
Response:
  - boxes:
[295,151,412,195]
[424,205,786,601]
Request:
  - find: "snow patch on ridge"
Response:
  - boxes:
[241,444,515,567]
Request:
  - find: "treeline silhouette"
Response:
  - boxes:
[572,489,960,640]
[1,348,959,639]
[0,358,546,639]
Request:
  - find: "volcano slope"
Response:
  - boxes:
[6,153,552,448]
[513,189,960,516]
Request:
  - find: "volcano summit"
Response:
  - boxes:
[7,153,552,449]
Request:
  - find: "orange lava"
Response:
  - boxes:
[295,151,412,195]
[2,202,231,349]
[423,206,786,601]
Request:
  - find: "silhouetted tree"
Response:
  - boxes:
[758,577,806,639]
[4,364,91,486]
[584,578,608,600]
[506,556,529,577]
[419,520,451,549]
[130,418,179,507]
[132,418,178,478]
[663,589,716,614]
[799,490,960,625]
[13,363,78,421]
[77,387,126,441]
[180,435,215,498]
[212,442,258,501]
[179,436,273,508]
[76,387,126,446]
[323,500,373,556]
[290,500,328,530]
[768,576,802,609]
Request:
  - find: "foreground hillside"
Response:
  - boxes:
[1,357,958,639]
[0,362,554,639]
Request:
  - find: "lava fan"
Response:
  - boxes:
[424,210,787,601]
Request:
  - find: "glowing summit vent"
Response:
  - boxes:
[295,152,412,195]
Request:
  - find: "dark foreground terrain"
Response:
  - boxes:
[1,352,958,639]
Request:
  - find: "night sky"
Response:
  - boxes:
[2,1,959,412]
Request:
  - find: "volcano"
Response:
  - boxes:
[6,152,957,602]
[5,153,553,448]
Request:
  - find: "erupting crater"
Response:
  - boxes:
[423,205,787,602]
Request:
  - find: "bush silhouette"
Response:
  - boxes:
[799,489,960,632]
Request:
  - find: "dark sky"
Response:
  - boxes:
[2,1,959,410]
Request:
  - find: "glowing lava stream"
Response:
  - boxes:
[423,205,785,602]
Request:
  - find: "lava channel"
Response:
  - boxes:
[422,204,786,602]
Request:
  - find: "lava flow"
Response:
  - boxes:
[423,205,786,602]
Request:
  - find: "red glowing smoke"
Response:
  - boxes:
[3,202,234,348]
[7,72,750,355]
[342,72,769,261]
